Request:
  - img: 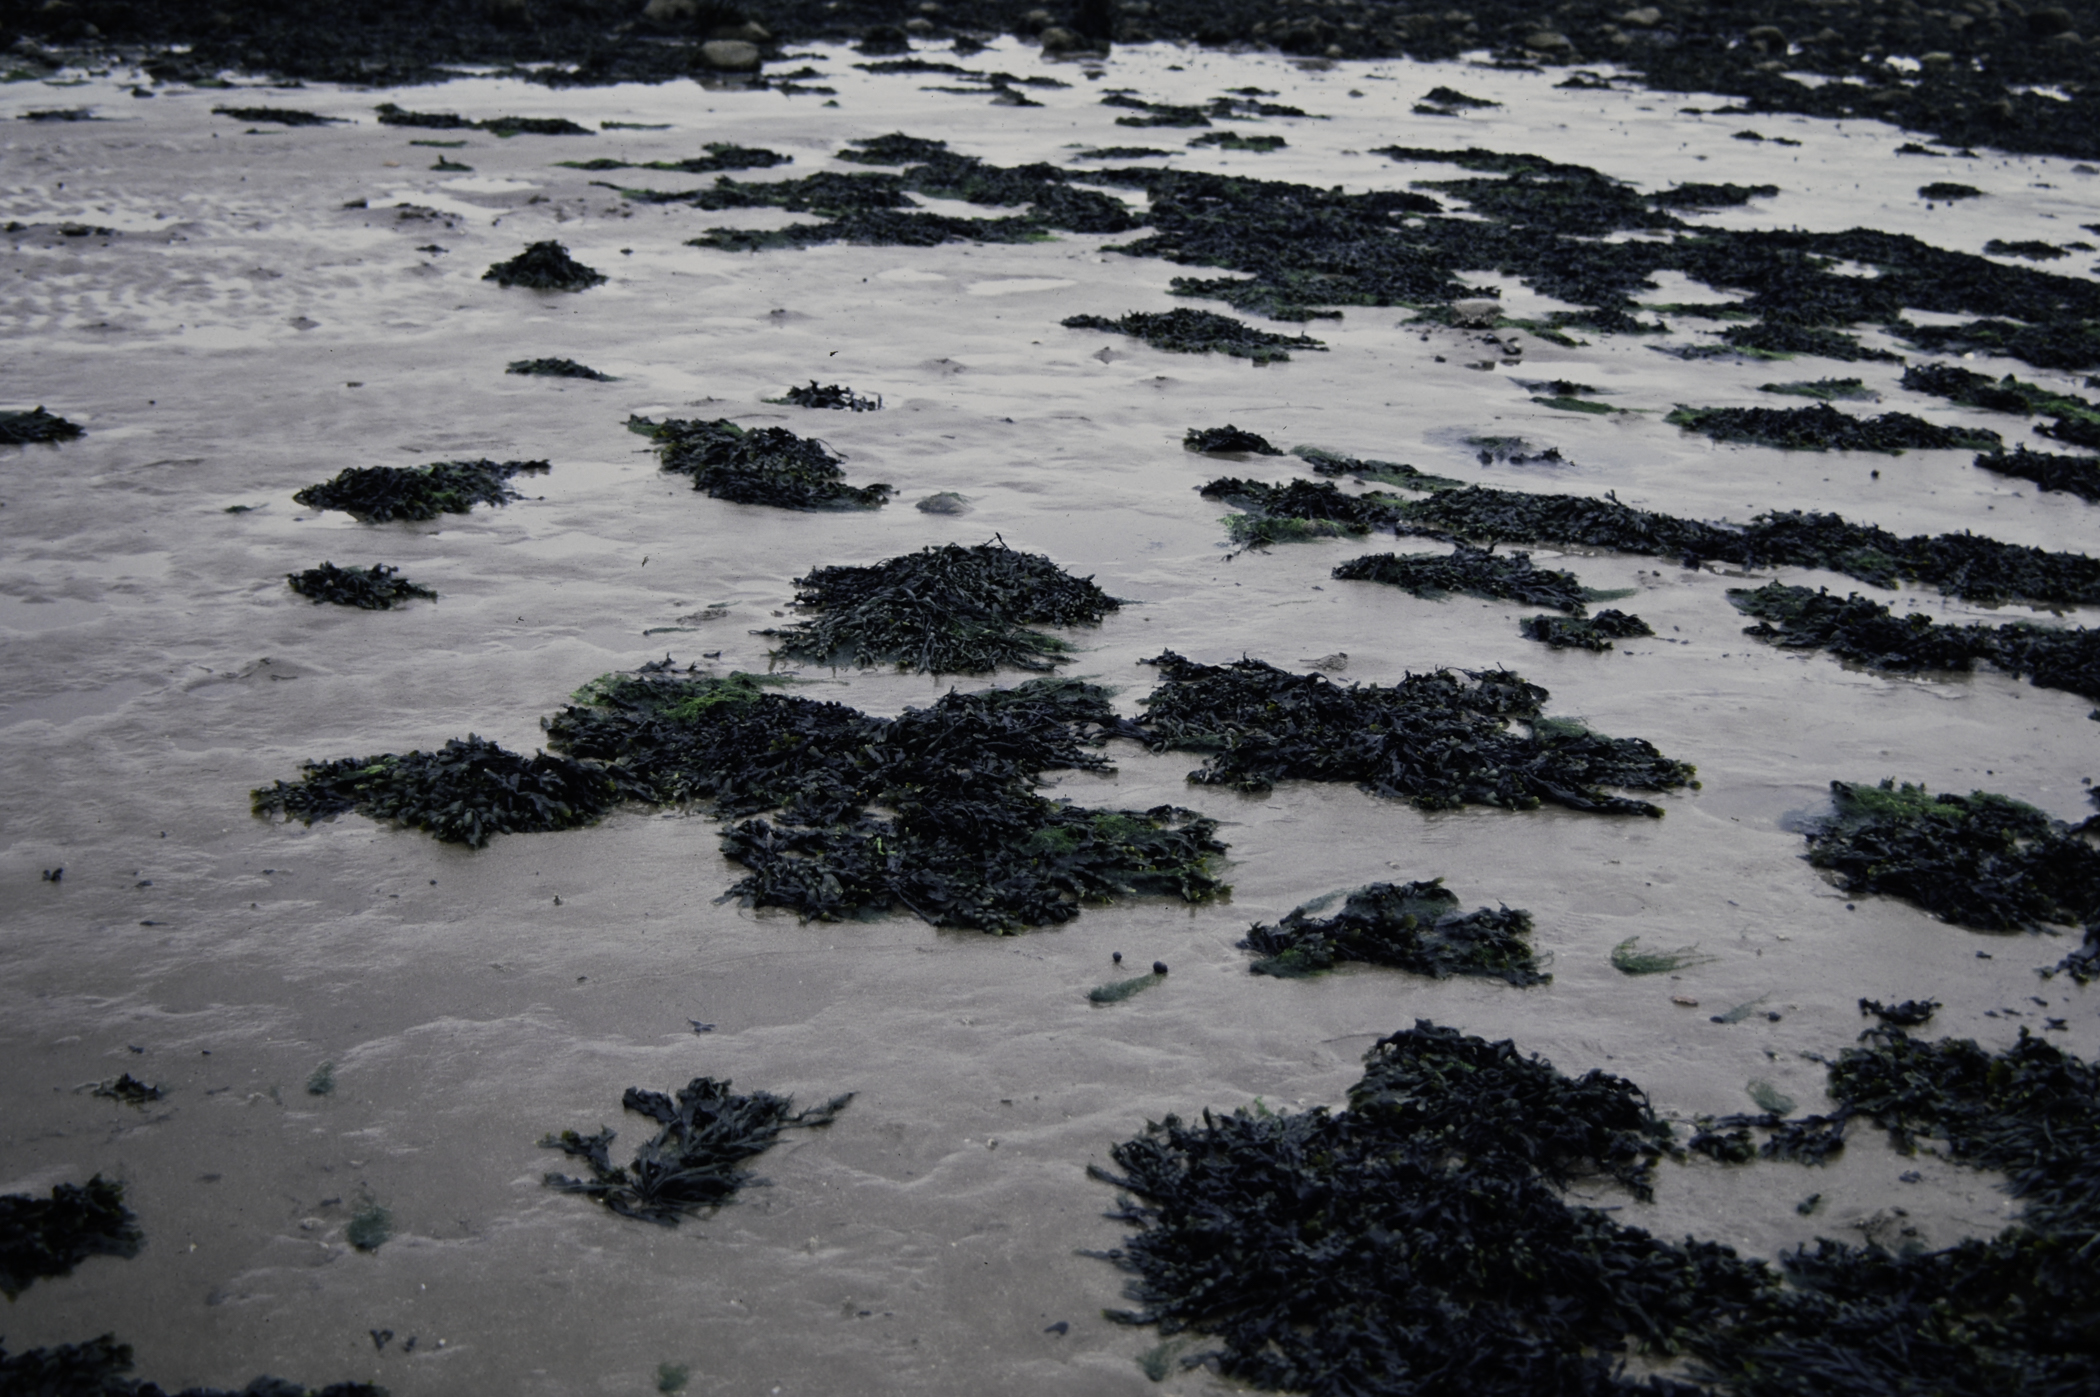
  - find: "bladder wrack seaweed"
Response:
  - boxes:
[1243,880,1545,983]
[292,459,548,523]
[627,415,890,510]
[287,563,437,610]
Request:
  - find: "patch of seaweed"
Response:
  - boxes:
[377,102,587,136]
[1187,132,1286,152]
[1184,425,1281,455]
[1860,997,1940,1027]
[1136,651,1694,817]
[292,459,548,523]
[772,381,881,411]
[1986,240,2070,262]
[625,415,889,510]
[1649,181,1778,209]
[0,1176,143,1299]
[251,734,618,848]
[1090,967,1167,1003]
[1521,609,1655,651]
[1902,361,2100,422]
[1243,880,1545,984]
[1610,937,1715,975]
[1666,402,2000,453]
[1062,309,1324,363]
[0,1334,382,1397]
[1920,182,1984,201]
[0,406,83,445]
[210,105,340,125]
[1391,482,2100,607]
[507,356,611,380]
[1803,780,2100,947]
[1199,477,1405,547]
[1334,545,1594,613]
[1760,378,1879,401]
[1716,321,1902,361]
[1294,446,1463,492]
[90,1074,164,1105]
[1893,317,2100,373]
[287,563,437,610]
[483,240,606,290]
[1976,444,2100,503]
[543,1076,851,1225]
[1729,581,2100,701]
[556,142,789,173]
[759,541,1119,674]
[689,208,1044,252]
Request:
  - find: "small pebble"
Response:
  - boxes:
[1152,961,1168,975]
[1672,994,1699,1007]
[1112,951,1122,964]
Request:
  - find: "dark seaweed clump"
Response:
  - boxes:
[1295,446,1464,492]
[1242,880,1545,984]
[210,105,341,125]
[1761,378,1879,401]
[251,734,617,848]
[1860,997,1940,1027]
[0,1176,143,1299]
[0,406,84,445]
[1062,309,1324,364]
[775,381,881,411]
[292,459,548,522]
[1521,609,1655,651]
[377,102,588,136]
[1730,581,2100,701]
[626,415,890,510]
[1199,477,1406,547]
[482,240,606,291]
[1901,361,2100,422]
[1804,780,2100,980]
[287,563,437,610]
[1184,424,1281,455]
[506,357,611,380]
[544,669,1227,930]
[1920,182,1985,201]
[1976,444,2100,503]
[1097,1015,2100,1397]
[1137,651,1694,817]
[543,1076,851,1225]
[760,541,1119,674]
[1666,402,2001,453]
[1393,481,2100,608]
[0,1335,381,1397]
[90,1073,164,1105]
[1334,545,1594,613]
[557,143,789,174]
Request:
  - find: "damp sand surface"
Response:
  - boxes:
[2,38,2098,1396]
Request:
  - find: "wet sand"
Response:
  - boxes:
[2,38,2096,1394]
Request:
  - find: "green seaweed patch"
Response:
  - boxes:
[1729,581,2100,701]
[507,356,612,380]
[1062,309,1324,364]
[1187,132,1285,152]
[287,562,437,610]
[1334,545,1596,613]
[483,240,606,291]
[0,1334,381,1396]
[0,1176,143,1299]
[1090,967,1167,1003]
[0,406,83,445]
[1610,936,1715,974]
[345,1196,390,1252]
[1977,444,2100,503]
[292,458,548,522]
[1073,145,1175,160]
[1201,477,1406,548]
[376,102,588,136]
[1531,394,1620,414]
[1468,434,1567,465]
[555,143,789,174]
[1667,402,1999,452]
[1760,377,1879,401]
[543,1076,851,1225]
[305,1062,335,1096]
[210,105,341,125]
[1520,609,1654,650]
[1294,446,1463,492]
[769,381,881,411]
[1919,182,1984,201]
[1184,424,1281,455]
[90,1073,164,1106]
[1137,651,1694,817]
[252,734,618,848]
[626,415,890,511]
[1393,481,2100,607]
[1718,322,1903,361]
[1902,362,2100,423]
[760,542,1119,674]
[1805,780,2100,972]
[1243,880,1545,984]
[1892,318,2100,373]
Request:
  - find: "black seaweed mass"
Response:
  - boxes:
[1730,581,2100,702]
[286,562,437,610]
[1243,881,1545,984]
[1136,651,1694,816]
[1334,545,1594,613]
[507,356,612,380]
[1666,402,2001,453]
[760,541,1119,674]
[0,1334,380,1397]
[1062,309,1325,363]
[1521,610,1656,651]
[1804,779,2100,981]
[1200,477,1406,547]
[543,1076,851,1225]
[1095,1017,2100,1397]
[482,240,606,291]
[626,415,891,510]
[0,406,84,445]
[0,1176,143,1299]
[292,458,548,523]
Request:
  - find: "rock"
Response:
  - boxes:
[904,17,935,33]
[1618,7,1662,26]
[1040,25,1093,54]
[2027,6,2073,36]
[711,20,770,42]
[1451,298,1501,328]
[642,0,697,23]
[701,38,761,71]
[1017,8,1053,36]
[1525,30,1572,50]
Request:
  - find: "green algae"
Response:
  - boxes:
[543,1076,850,1226]
[1243,880,1544,984]
[1090,969,1166,1003]
[1760,378,1879,401]
[1610,937,1716,975]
